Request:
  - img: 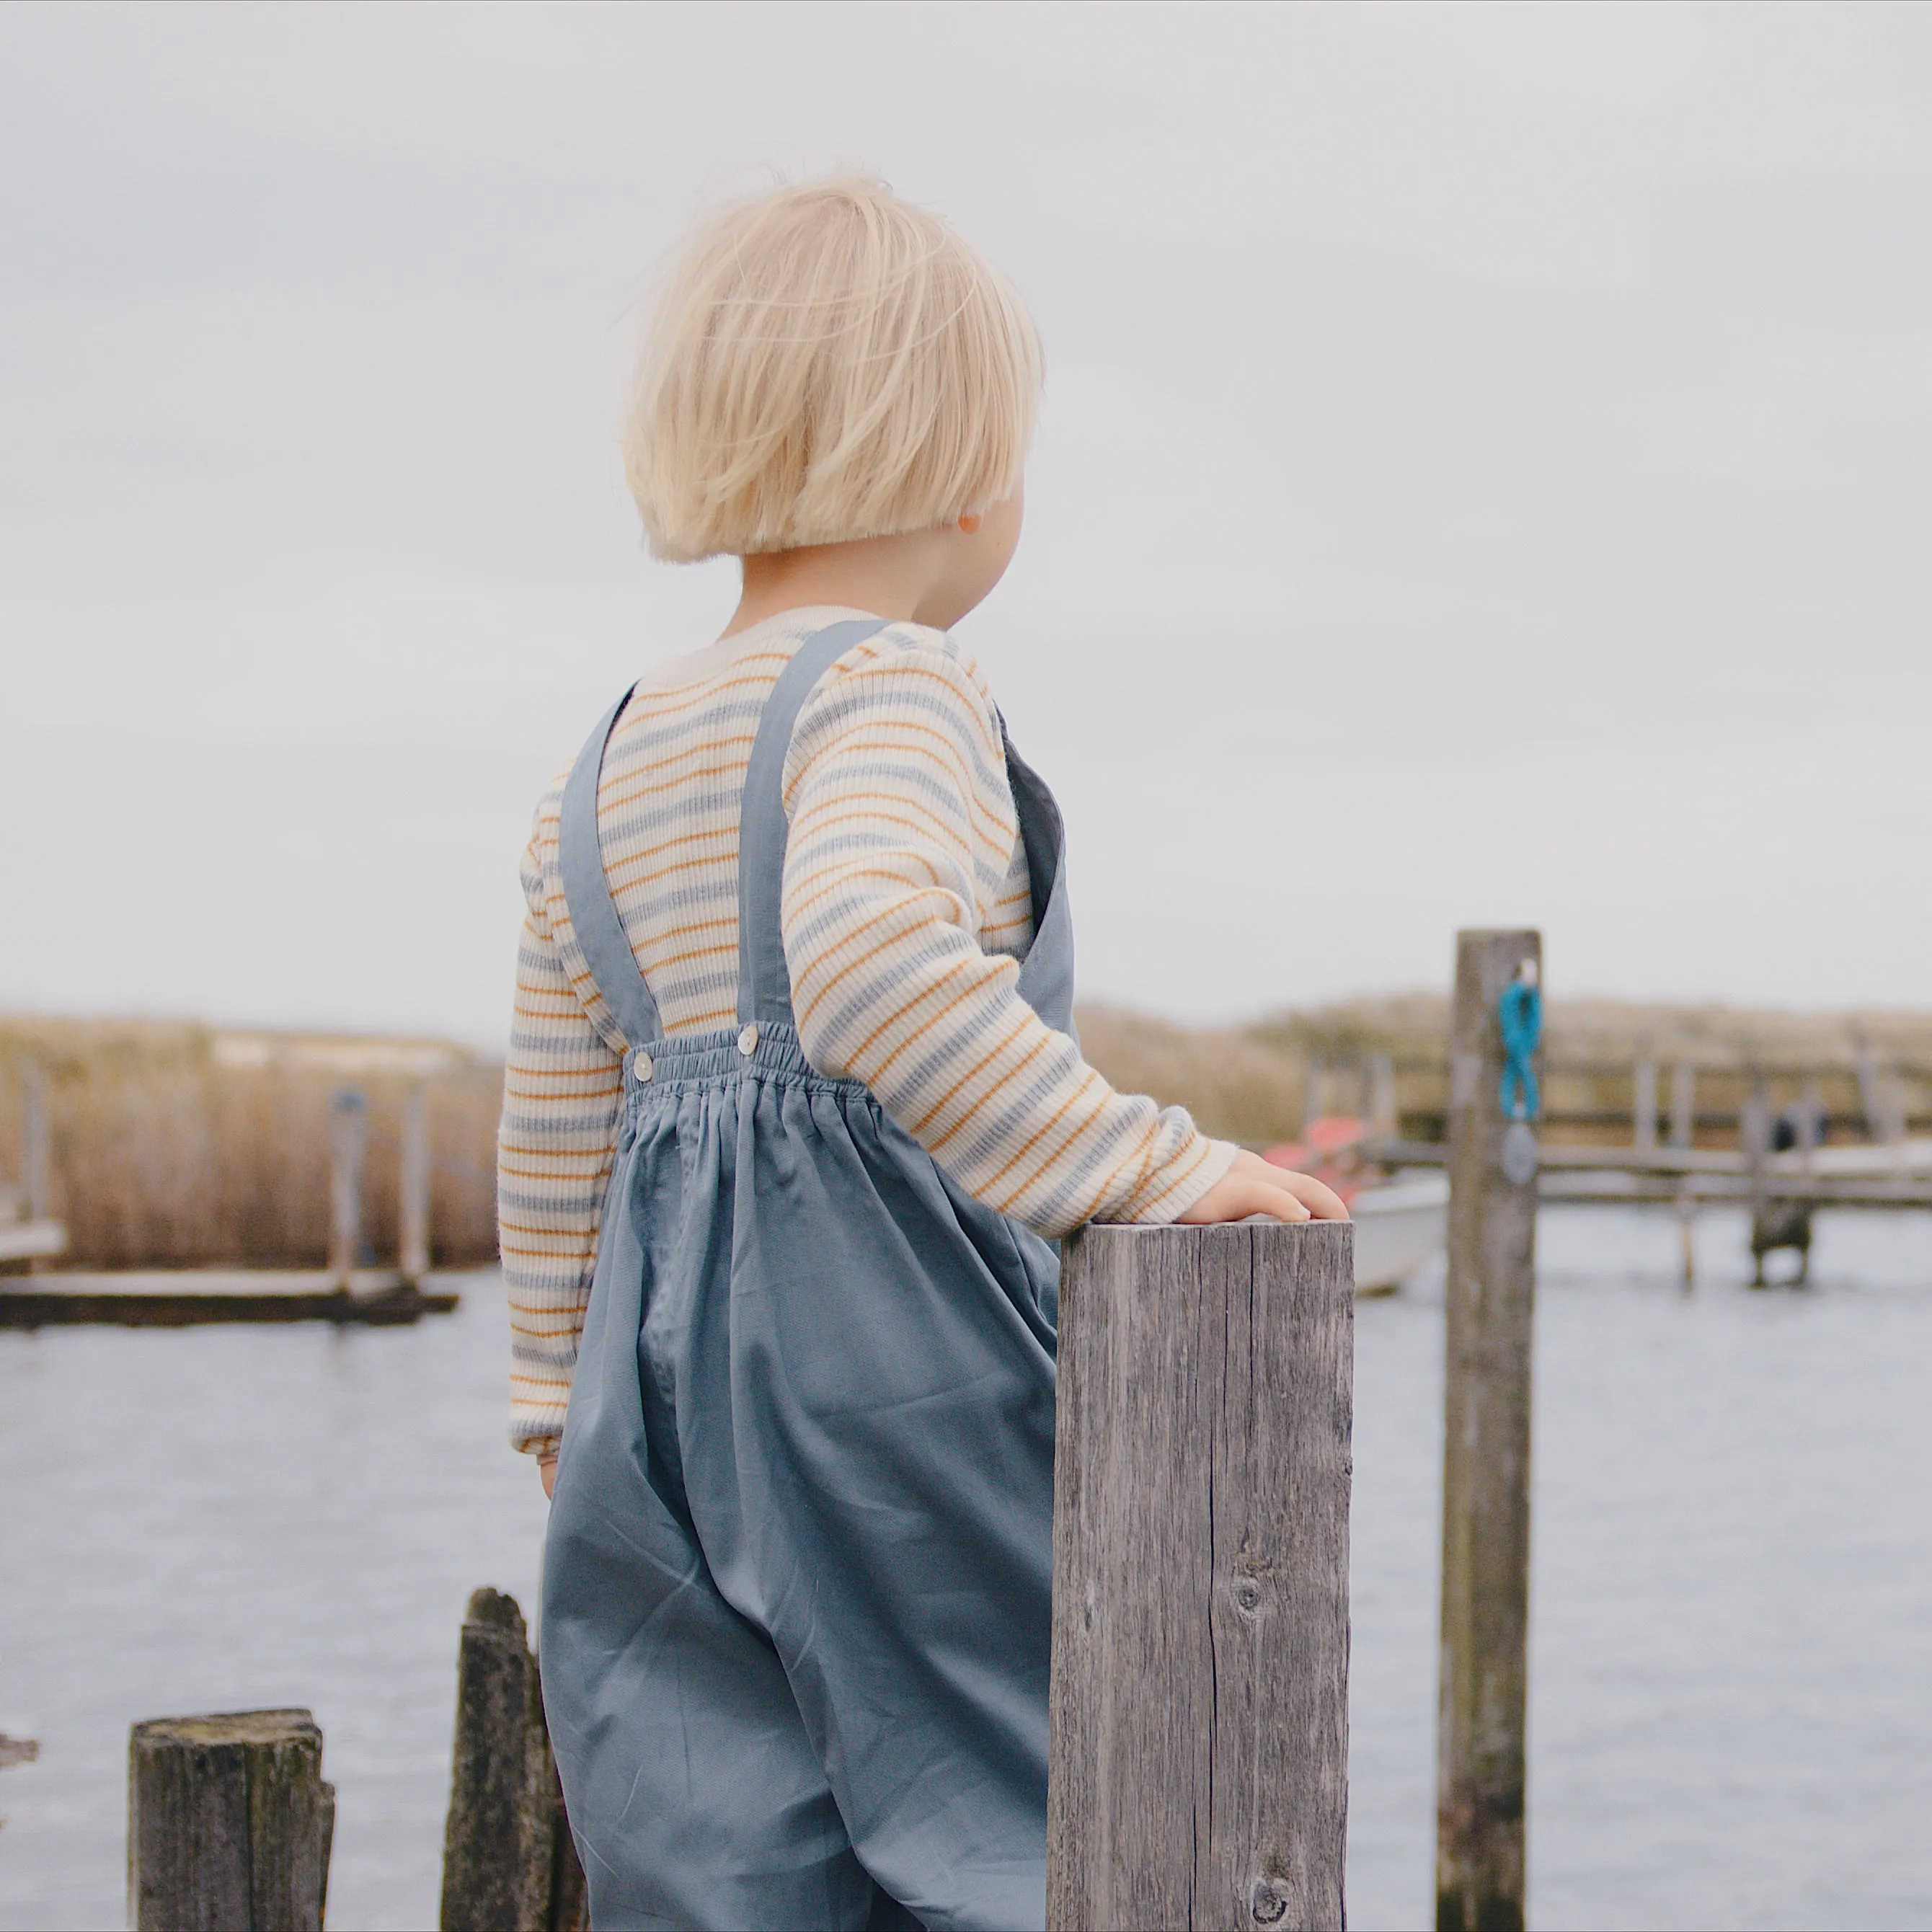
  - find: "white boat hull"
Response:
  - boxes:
[1350,1173,1448,1295]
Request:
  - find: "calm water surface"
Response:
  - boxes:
[3,1208,1929,1930]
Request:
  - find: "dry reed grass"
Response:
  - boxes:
[0,1017,502,1270]
[4,996,1928,1269]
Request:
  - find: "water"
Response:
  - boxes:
[3,1210,1930,1930]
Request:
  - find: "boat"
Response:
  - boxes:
[1347,1170,1450,1294]
[1261,1118,1447,1295]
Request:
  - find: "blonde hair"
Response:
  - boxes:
[624,177,1042,562]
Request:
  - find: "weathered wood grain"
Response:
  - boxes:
[128,1709,333,1932]
[1047,1220,1354,1932]
[440,1588,585,1932]
[1436,930,1541,1932]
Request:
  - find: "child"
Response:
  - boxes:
[498,177,1345,1931]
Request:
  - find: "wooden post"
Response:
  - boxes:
[1437,929,1541,1932]
[22,1060,49,1275]
[128,1709,333,1932]
[1851,1034,1907,1145]
[1668,1062,1696,1149]
[1369,1052,1399,1140]
[400,1085,431,1285]
[1631,1058,1657,1153]
[440,1588,586,1932]
[1046,1221,1354,1932]
[327,1089,368,1288]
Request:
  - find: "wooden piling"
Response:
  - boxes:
[327,1089,368,1288]
[400,1085,431,1285]
[440,1588,585,1932]
[1668,1062,1696,1149]
[1631,1058,1657,1153]
[1046,1221,1355,1932]
[128,1709,333,1932]
[1437,929,1541,1932]
[22,1060,49,1274]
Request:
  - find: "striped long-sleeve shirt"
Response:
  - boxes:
[500,606,1236,1453]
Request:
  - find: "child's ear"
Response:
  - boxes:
[957,512,984,535]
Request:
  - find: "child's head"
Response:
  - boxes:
[625,177,1042,565]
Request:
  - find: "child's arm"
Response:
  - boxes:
[497,823,624,1460]
[781,629,1270,1236]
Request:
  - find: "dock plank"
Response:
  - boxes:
[0,1271,461,1329]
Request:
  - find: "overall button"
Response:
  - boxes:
[737,1024,760,1057]
[629,1049,653,1083]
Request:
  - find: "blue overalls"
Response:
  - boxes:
[539,620,1076,1931]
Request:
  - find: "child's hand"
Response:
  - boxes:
[1177,1149,1350,1226]
[539,1454,559,1500]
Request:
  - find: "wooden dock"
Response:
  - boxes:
[0,1269,459,1329]
[1365,1138,1932,1209]
[2,1065,461,1327]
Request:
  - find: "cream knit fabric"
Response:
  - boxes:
[500,608,1235,1452]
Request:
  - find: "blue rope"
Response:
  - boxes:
[1498,980,1542,1120]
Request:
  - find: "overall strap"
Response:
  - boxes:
[737,618,891,1027]
[559,687,663,1048]
[1003,726,1078,1042]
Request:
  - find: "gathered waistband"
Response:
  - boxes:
[619,1022,866,1107]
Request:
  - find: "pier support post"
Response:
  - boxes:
[327,1089,368,1288]
[1669,1063,1696,1150]
[440,1589,585,1932]
[1437,929,1541,1932]
[22,1060,49,1274]
[400,1086,432,1285]
[1046,1221,1355,1932]
[1632,1058,1657,1153]
[128,1709,333,1932]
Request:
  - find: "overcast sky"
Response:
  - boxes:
[2,2,1928,1047]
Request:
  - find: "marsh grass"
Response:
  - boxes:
[4,999,1928,1269]
[0,1018,501,1269]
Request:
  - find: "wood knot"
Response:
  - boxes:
[1251,1876,1289,1923]
[1233,1579,1263,1616]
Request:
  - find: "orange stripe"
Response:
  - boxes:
[647,937,738,974]
[601,824,738,885]
[1127,1138,1216,1222]
[792,906,967,1034]
[788,717,991,819]
[609,658,788,727]
[1062,1118,1161,1227]
[981,1071,1104,1201]
[916,1018,1047,1147]
[836,660,1003,759]
[843,958,983,1081]
[783,859,945,926]
[792,735,1006,846]
[788,789,966,851]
